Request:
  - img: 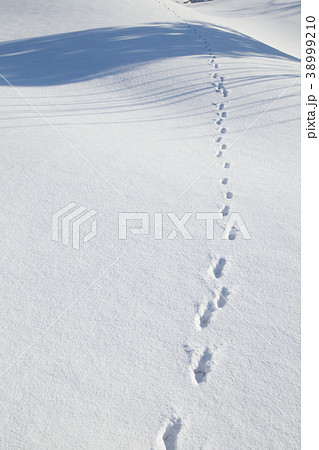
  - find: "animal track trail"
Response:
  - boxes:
[162,418,182,450]
[201,255,230,311]
[156,1,234,429]
[210,57,237,236]
[210,67,229,143]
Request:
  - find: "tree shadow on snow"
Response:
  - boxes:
[0,22,299,87]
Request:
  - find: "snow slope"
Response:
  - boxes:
[0,0,300,448]
[175,0,300,58]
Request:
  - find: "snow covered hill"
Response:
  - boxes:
[175,0,300,58]
[0,0,300,448]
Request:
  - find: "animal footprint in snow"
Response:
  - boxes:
[218,287,230,308]
[161,417,181,450]
[221,178,228,185]
[216,150,223,158]
[195,299,216,329]
[225,192,233,199]
[228,226,238,240]
[195,288,229,329]
[193,348,212,384]
[208,257,226,279]
[224,162,230,168]
[221,205,230,217]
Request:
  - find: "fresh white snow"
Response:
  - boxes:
[0,0,300,448]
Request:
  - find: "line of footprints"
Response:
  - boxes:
[156,0,236,244]
[192,255,229,383]
[154,1,232,448]
[210,57,237,240]
[159,256,230,449]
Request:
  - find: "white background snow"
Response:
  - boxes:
[0,0,300,448]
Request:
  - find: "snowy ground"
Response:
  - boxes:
[0,0,300,448]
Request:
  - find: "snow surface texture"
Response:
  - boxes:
[0,0,300,448]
